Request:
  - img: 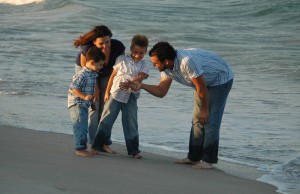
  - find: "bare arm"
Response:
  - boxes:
[129,77,172,98]
[119,72,148,90]
[192,75,209,124]
[93,81,99,102]
[80,53,86,68]
[133,72,148,82]
[104,69,117,102]
[72,88,93,101]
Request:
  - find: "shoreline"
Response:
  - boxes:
[0,125,278,194]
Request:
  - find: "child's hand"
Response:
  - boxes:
[84,95,93,101]
[119,80,130,91]
[93,93,99,102]
[129,81,142,91]
[91,103,97,111]
[104,93,110,102]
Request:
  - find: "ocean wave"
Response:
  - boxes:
[258,155,300,194]
[0,91,27,96]
[0,0,44,5]
[0,0,74,13]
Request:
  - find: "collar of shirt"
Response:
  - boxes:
[83,66,92,72]
[164,57,179,75]
[83,67,98,78]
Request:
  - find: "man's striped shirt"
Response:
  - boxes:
[161,49,234,88]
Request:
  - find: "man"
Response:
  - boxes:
[123,41,233,169]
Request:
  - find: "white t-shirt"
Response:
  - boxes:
[110,54,150,103]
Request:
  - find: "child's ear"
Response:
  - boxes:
[90,60,95,66]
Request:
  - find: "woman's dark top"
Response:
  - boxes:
[76,39,125,77]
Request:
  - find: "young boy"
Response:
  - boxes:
[68,47,105,157]
[92,34,150,159]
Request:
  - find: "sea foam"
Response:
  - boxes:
[0,0,44,5]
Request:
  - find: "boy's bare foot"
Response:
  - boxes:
[174,158,199,165]
[75,150,92,157]
[192,161,214,169]
[89,147,98,155]
[132,153,142,159]
[102,145,116,154]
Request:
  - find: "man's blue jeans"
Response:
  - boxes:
[92,93,140,155]
[188,79,233,163]
[69,104,89,150]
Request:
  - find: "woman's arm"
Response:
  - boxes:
[80,53,86,68]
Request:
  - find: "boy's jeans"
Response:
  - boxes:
[93,93,140,155]
[69,104,88,150]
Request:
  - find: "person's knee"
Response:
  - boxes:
[192,121,204,138]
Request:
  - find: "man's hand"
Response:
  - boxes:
[120,81,142,91]
[129,81,142,91]
[200,109,209,125]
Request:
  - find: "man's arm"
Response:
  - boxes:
[129,77,172,98]
[192,75,209,124]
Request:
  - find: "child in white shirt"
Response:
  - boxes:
[92,34,150,159]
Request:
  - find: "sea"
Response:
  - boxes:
[0,0,299,193]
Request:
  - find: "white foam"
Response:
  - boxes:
[0,0,44,5]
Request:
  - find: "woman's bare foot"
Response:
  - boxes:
[75,149,92,157]
[102,145,116,154]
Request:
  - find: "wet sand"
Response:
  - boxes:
[0,125,278,194]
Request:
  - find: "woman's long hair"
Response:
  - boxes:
[73,25,113,48]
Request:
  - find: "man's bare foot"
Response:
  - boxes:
[192,161,214,169]
[102,145,116,154]
[174,158,199,165]
[75,149,92,157]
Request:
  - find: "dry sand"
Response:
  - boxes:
[0,125,278,194]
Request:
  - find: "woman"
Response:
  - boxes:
[73,25,125,150]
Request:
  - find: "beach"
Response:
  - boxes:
[0,1,299,193]
[0,125,277,194]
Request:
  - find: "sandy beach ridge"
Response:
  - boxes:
[0,125,278,194]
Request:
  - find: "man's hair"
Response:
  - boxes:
[148,42,176,62]
[130,34,149,49]
[86,46,105,63]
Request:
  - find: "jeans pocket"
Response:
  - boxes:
[70,105,80,123]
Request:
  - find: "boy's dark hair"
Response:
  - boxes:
[130,34,149,49]
[148,42,176,62]
[86,46,105,63]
